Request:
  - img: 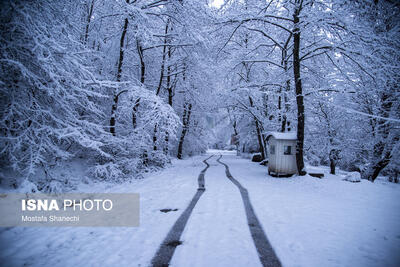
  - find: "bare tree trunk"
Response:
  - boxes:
[330,157,335,175]
[154,47,173,151]
[116,18,128,82]
[164,122,169,155]
[363,127,393,182]
[109,95,118,136]
[136,37,147,160]
[329,149,339,175]
[136,39,145,84]
[153,124,158,150]
[232,120,240,155]
[166,46,172,103]
[133,38,144,129]
[281,80,291,132]
[109,15,129,136]
[281,34,292,132]
[363,91,395,182]
[280,80,290,132]
[84,0,95,45]
[156,20,170,96]
[249,96,266,160]
[177,103,192,159]
[364,151,391,182]
[153,21,170,152]
[132,98,140,128]
[164,68,176,155]
[255,121,265,159]
[278,90,282,127]
[281,69,291,132]
[293,1,306,175]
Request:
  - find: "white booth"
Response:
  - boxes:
[266,132,297,176]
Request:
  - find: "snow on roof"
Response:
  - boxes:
[266,131,297,140]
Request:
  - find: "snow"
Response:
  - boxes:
[0,156,204,266]
[206,149,237,155]
[344,172,362,183]
[170,155,261,267]
[266,131,297,141]
[1,152,399,267]
[222,154,400,267]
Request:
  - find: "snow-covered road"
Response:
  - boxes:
[170,155,269,267]
[1,151,399,267]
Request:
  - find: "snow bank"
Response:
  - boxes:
[343,172,361,183]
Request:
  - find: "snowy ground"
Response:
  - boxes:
[0,156,204,266]
[223,155,400,267]
[0,151,399,267]
[170,154,261,267]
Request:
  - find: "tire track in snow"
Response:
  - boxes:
[151,155,213,267]
[217,155,282,267]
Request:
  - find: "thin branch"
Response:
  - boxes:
[245,27,283,50]
[304,89,340,96]
[328,102,400,123]
[116,89,128,98]
[217,21,243,56]
[300,45,333,61]
[240,59,284,69]
[340,52,375,81]
[301,51,328,61]
[140,0,169,9]
[143,43,192,51]
[263,14,294,22]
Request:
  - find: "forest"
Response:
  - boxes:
[1,1,400,267]
[0,0,399,189]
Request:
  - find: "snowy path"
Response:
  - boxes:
[1,152,399,267]
[217,155,281,267]
[170,154,263,267]
[151,155,212,266]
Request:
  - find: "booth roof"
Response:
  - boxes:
[266,131,297,140]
